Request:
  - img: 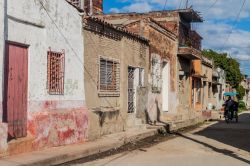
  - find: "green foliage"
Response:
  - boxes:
[238,100,246,110]
[202,49,243,87]
[236,85,245,100]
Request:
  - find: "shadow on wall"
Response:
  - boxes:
[145,99,170,132]
[92,108,120,127]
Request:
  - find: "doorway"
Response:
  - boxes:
[162,61,170,112]
[3,42,28,139]
[128,67,135,113]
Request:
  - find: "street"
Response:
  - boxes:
[73,112,250,166]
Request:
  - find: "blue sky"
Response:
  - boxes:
[103,0,250,76]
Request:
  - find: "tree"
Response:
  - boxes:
[202,49,243,88]
[236,85,245,100]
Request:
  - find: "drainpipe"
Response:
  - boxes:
[2,0,8,122]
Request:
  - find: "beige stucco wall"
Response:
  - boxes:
[201,64,213,109]
[84,28,149,139]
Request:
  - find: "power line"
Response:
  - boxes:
[179,0,183,9]
[163,0,168,10]
[203,0,218,14]
[222,0,246,59]
[38,1,128,123]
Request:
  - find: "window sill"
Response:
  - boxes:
[98,92,120,97]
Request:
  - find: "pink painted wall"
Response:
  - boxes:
[28,108,88,150]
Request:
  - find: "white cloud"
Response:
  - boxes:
[111,0,250,73]
[115,0,250,20]
[109,8,120,13]
[122,2,153,13]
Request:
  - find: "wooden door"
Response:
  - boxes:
[4,43,28,139]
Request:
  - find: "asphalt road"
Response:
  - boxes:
[73,111,250,166]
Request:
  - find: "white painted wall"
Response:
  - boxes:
[0,1,4,110]
[5,0,85,112]
[162,61,170,112]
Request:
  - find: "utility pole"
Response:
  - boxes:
[186,0,189,9]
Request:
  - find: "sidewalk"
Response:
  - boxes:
[0,126,165,166]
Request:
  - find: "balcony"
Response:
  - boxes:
[178,30,202,60]
[178,46,201,60]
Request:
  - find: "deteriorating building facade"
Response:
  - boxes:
[101,14,179,123]
[0,0,87,156]
[69,0,103,15]
[99,8,206,124]
[83,17,149,139]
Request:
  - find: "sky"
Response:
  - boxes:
[103,0,250,76]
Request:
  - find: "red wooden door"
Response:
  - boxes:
[5,43,28,139]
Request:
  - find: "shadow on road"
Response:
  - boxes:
[195,113,250,152]
[177,112,250,164]
[177,133,250,164]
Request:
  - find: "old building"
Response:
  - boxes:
[69,0,103,15]
[0,0,87,156]
[201,56,213,110]
[99,16,178,124]
[241,77,250,108]
[95,7,205,125]
[212,68,226,110]
[83,17,149,139]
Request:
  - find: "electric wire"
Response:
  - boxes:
[221,0,246,59]
[38,1,128,123]
[163,0,168,10]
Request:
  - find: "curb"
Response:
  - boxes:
[0,128,164,166]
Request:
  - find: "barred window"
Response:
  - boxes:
[47,49,65,95]
[152,58,161,92]
[99,58,120,92]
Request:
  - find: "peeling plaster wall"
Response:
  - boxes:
[7,0,85,108]
[125,20,178,122]
[0,0,88,155]
[84,27,149,139]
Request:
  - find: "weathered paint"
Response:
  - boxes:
[5,43,28,138]
[0,123,7,154]
[84,18,149,139]
[0,0,88,156]
[28,108,88,149]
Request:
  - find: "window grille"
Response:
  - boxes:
[152,58,161,92]
[47,49,65,95]
[99,58,120,92]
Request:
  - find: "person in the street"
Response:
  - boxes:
[224,96,234,119]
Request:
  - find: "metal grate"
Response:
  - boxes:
[152,57,161,92]
[47,49,65,95]
[99,58,120,92]
[128,67,135,113]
